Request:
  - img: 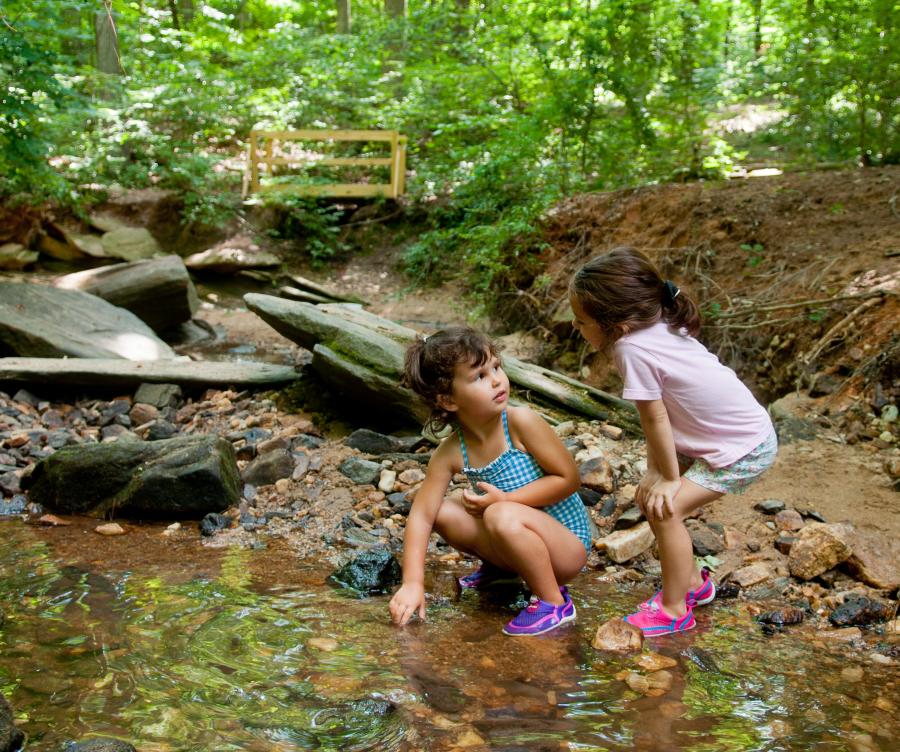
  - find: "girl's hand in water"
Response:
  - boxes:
[462,482,506,517]
[390,582,426,626]
[643,478,682,521]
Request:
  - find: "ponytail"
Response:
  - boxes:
[570,246,701,340]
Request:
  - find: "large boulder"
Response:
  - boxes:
[53,255,199,333]
[0,282,174,360]
[22,435,240,518]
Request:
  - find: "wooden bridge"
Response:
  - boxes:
[244,129,407,199]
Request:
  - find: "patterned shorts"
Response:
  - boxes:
[677,430,778,495]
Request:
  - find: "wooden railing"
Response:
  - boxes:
[244,129,407,199]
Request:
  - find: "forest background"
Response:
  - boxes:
[1,0,897,299]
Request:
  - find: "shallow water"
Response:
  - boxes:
[0,520,896,751]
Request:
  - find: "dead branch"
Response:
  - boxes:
[801,296,882,366]
[714,289,893,320]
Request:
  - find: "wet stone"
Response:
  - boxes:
[0,495,27,516]
[328,547,402,595]
[591,618,644,652]
[829,595,895,627]
[200,512,230,536]
[756,607,805,626]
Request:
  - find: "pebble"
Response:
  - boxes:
[95,523,126,536]
[307,637,339,652]
[840,666,864,682]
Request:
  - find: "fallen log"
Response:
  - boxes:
[53,255,199,333]
[244,294,639,431]
[0,357,299,388]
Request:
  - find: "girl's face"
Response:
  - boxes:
[440,350,509,420]
[570,294,606,350]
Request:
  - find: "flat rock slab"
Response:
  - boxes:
[101,227,163,261]
[0,357,299,388]
[53,255,199,333]
[185,246,281,273]
[0,281,175,360]
[22,434,240,518]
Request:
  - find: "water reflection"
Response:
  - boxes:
[0,520,895,751]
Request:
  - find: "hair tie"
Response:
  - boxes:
[662,280,680,307]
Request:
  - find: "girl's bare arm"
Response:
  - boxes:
[635,400,679,481]
[398,441,456,586]
[502,406,581,507]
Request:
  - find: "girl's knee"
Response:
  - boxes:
[481,501,523,535]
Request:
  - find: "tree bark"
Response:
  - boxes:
[94,8,123,75]
[337,0,351,33]
[384,0,407,17]
[168,0,181,30]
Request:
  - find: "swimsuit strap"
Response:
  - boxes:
[457,426,470,467]
[501,410,513,450]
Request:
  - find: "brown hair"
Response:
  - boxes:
[570,246,701,342]
[402,326,501,432]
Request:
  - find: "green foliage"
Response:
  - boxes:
[740,242,765,268]
[262,194,348,266]
[0,0,895,294]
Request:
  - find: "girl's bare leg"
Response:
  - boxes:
[643,478,722,617]
[480,502,587,606]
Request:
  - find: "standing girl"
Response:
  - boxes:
[388,327,592,636]
[570,247,777,636]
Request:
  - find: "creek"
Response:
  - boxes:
[0,519,894,751]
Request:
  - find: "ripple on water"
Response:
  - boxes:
[0,520,896,751]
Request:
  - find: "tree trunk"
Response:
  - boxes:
[243,294,641,432]
[337,0,351,33]
[751,0,763,57]
[94,8,123,75]
[384,0,407,18]
[168,0,181,30]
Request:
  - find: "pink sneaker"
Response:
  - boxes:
[624,604,695,636]
[637,568,716,612]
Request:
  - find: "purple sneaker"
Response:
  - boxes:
[503,592,576,636]
[458,562,520,590]
[637,568,717,612]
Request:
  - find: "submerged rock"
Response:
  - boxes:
[0,693,25,752]
[22,435,240,518]
[829,595,895,627]
[591,618,644,652]
[329,548,402,595]
[63,738,137,752]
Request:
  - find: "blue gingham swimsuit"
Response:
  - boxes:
[458,411,593,553]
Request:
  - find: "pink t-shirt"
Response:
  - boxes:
[614,322,773,468]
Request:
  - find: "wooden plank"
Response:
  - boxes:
[258,157,392,167]
[249,132,260,193]
[251,129,398,142]
[257,183,393,197]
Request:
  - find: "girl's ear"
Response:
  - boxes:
[436,393,458,413]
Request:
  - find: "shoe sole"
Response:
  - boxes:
[502,605,577,636]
